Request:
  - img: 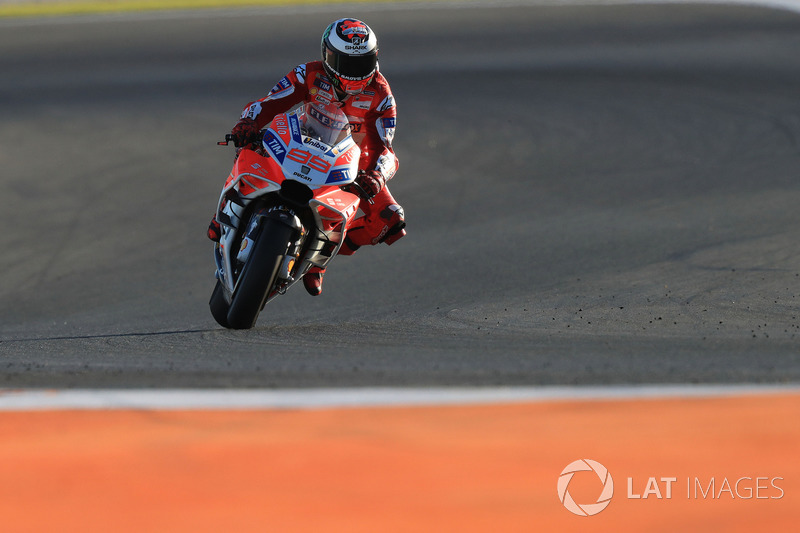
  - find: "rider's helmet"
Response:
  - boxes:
[321,18,379,96]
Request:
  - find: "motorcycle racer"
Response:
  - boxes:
[208,17,406,296]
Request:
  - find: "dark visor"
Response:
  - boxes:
[325,48,377,80]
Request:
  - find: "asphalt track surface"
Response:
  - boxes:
[1,1,800,388]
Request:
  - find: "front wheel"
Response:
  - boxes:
[209,280,231,328]
[226,218,295,329]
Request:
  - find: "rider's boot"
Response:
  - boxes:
[303,266,325,296]
[207,216,221,242]
[378,203,406,245]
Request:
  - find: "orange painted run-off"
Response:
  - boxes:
[0,394,798,532]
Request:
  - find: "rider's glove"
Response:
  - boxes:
[355,170,385,199]
[230,117,260,147]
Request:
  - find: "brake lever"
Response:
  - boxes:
[348,181,375,205]
[217,134,234,146]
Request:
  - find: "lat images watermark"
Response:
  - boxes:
[627,475,785,500]
[557,459,614,516]
[557,460,785,517]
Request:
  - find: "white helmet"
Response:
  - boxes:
[321,18,379,95]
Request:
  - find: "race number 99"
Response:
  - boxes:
[286,148,331,173]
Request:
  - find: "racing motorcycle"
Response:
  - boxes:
[209,101,366,329]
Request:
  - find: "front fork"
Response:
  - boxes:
[216,204,305,295]
[269,207,306,285]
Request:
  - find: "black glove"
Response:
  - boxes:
[355,170,385,199]
[230,117,260,147]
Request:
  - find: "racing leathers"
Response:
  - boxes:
[233,61,406,255]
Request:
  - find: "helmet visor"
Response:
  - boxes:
[325,47,377,80]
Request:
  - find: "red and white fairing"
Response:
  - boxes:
[214,102,363,297]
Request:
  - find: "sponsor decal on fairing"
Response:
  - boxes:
[303,137,332,153]
[326,169,352,184]
[263,131,286,163]
[308,105,349,131]
[288,114,303,143]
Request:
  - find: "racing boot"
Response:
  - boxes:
[207,216,221,242]
[303,266,325,296]
[378,204,406,246]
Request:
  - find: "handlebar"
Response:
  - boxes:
[217,134,235,146]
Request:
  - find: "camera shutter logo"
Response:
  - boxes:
[557,459,614,516]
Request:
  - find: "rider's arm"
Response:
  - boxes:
[240,64,310,129]
[359,91,399,182]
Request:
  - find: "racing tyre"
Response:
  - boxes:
[226,218,294,329]
[209,280,231,328]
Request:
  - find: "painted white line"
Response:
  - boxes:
[0,384,797,411]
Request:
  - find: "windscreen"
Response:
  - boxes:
[299,102,351,147]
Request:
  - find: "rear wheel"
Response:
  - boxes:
[226,218,295,329]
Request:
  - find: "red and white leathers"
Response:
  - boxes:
[238,61,406,255]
